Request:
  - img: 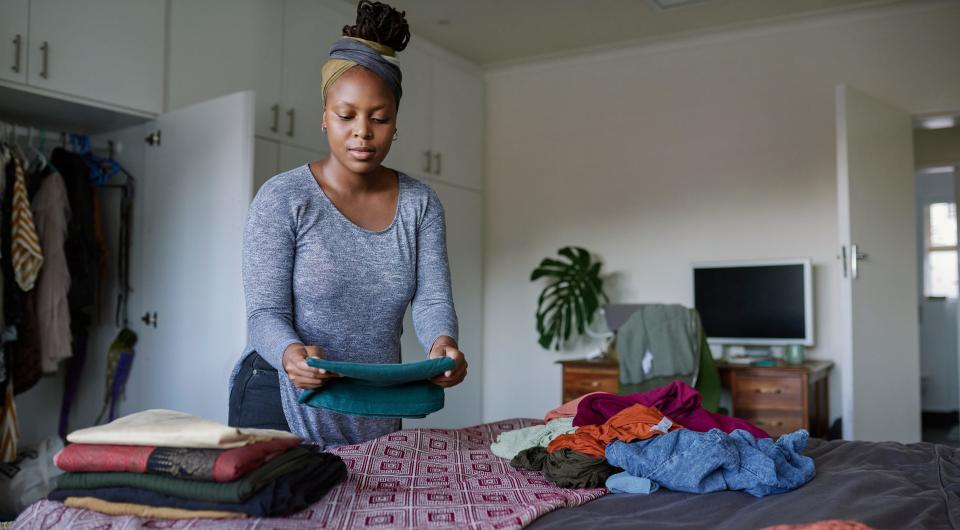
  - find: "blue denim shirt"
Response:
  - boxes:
[605,428,815,497]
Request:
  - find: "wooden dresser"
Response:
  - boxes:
[557,358,833,438]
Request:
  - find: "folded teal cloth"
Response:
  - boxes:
[298,357,456,418]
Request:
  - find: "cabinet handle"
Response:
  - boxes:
[589,381,601,388]
[11,34,22,73]
[285,108,295,137]
[423,150,432,173]
[434,152,442,175]
[270,104,279,133]
[754,387,783,395]
[40,41,49,79]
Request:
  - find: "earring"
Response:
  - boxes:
[392,129,399,142]
[321,125,327,134]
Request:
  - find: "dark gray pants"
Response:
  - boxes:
[228,352,290,431]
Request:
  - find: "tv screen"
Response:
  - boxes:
[693,260,813,345]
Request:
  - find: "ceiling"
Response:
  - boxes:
[344,0,920,66]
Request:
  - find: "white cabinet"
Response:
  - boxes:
[253,138,281,196]
[279,0,344,151]
[384,45,433,177]
[167,0,283,139]
[431,60,484,190]
[280,143,326,174]
[24,0,164,114]
[402,181,483,428]
[384,50,484,191]
[0,0,28,84]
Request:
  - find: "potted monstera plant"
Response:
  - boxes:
[531,246,609,351]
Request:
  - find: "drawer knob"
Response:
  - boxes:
[589,381,600,388]
[755,388,783,395]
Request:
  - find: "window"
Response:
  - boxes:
[924,202,958,298]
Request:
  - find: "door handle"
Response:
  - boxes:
[423,150,432,173]
[270,104,279,133]
[11,34,22,73]
[286,108,295,137]
[141,311,158,328]
[434,152,442,175]
[40,41,49,79]
[851,244,868,279]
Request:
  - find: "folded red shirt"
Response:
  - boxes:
[53,438,301,482]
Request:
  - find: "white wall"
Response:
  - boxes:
[916,169,958,412]
[482,3,960,425]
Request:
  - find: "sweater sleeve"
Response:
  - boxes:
[242,185,303,370]
[412,188,459,354]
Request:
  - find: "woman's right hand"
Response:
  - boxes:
[282,344,340,389]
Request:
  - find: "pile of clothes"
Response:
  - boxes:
[46,409,347,519]
[492,380,815,497]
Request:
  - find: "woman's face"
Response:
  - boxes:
[323,66,398,175]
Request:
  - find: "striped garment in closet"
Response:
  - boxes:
[10,157,43,291]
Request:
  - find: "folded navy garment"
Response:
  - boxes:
[605,428,815,497]
[48,447,347,517]
[298,357,456,418]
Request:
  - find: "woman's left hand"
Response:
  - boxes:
[429,342,467,388]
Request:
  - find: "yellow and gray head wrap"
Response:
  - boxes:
[321,37,402,108]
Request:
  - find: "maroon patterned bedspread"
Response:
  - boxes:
[13,418,607,529]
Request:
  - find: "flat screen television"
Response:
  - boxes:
[692,258,814,346]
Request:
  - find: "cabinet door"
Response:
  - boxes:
[167,0,283,138]
[123,91,254,422]
[383,45,433,179]
[253,137,280,196]
[279,142,326,174]
[280,0,344,151]
[402,181,483,429]
[27,0,164,114]
[430,59,483,190]
[0,0,28,84]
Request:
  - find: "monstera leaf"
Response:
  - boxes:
[531,247,609,351]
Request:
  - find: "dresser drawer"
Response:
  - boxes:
[733,374,803,411]
[562,367,618,401]
[734,410,804,437]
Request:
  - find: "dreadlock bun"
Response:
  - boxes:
[342,1,410,52]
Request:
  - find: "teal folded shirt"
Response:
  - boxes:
[298,357,456,418]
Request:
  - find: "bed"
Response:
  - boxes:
[12,419,960,530]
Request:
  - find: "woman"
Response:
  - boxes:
[228,1,467,448]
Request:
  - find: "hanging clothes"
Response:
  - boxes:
[32,170,72,373]
[0,374,18,463]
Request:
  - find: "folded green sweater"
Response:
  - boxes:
[56,446,312,503]
[298,357,456,418]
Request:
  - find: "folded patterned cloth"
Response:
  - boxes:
[53,438,301,481]
[299,357,456,418]
[66,409,300,448]
[49,448,348,517]
[63,497,245,520]
[56,446,315,503]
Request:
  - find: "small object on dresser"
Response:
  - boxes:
[784,344,806,365]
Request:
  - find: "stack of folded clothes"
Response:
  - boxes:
[47,409,347,519]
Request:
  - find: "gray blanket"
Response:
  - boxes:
[528,438,960,530]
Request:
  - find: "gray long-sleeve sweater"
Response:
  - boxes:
[230,164,458,447]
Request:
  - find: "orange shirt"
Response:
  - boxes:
[546,403,683,458]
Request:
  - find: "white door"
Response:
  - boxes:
[27,0,165,114]
[167,0,284,139]
[402,180,483,429]
[431,60,484,190]
[836,84,920,442]
[118,91,254,423]
[279,0,344,151]
[0,0,28,84]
